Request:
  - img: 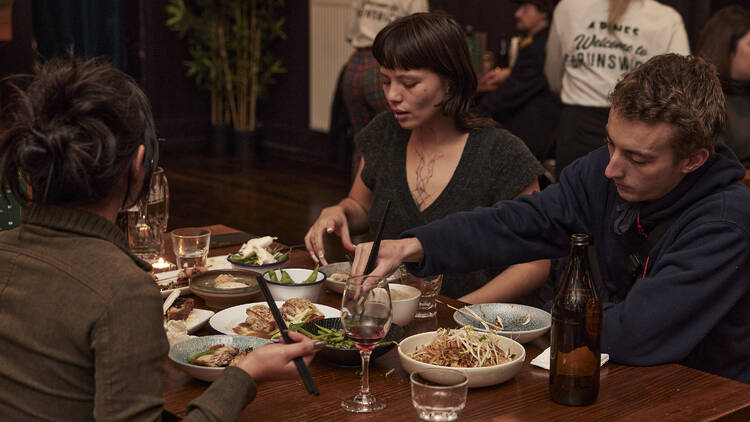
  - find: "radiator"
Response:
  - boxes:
[309,0,354,132]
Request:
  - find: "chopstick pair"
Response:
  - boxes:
[436,299,505,332]
[254,274,319,395]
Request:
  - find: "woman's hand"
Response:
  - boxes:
[234,331,323,382]
[304,205,356,265]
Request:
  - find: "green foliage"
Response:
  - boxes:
[165,0,286,129]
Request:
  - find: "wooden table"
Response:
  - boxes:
[163,225,750,421]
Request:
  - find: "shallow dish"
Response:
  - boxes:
[452,303,551,344]
[320,261,351,294]
[168,335,271,382]
[157,256,233,298]
[209,301,341,336]
[227,253,290,274]
[261,268,326,302]
[185,309,215,334]
[298,317,404,366]
[189,269,262,309]
[398,330,525,388]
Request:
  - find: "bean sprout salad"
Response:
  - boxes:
[409,326,517,367]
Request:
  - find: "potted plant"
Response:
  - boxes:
[165,0,286,158]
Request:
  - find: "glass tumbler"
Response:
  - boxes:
[401,267,443,318]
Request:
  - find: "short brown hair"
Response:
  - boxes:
[610,54,726,160]
[373,12,496,132]
[696,5,750,83]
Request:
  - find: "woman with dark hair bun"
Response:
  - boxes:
[306,12,550,303]
[0,57,319,421]
[697,5,750,178]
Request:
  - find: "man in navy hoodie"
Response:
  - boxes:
[351,53,750,384]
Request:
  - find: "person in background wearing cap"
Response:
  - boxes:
[477,0,561,167]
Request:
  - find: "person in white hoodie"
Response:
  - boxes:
[545,0,689,176]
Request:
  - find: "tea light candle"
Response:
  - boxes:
[151,257,173,273]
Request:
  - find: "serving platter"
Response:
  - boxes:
[209,301,341,335]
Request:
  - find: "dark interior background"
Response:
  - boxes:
[2,0,749,170]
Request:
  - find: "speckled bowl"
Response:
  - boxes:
[168,335,271,382]
[452,303,551,344]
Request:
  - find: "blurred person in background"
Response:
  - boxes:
[306,12,550,304]
[697,5,750,180]
[477,0,561,168]
[0,56,320,421]
[545,0,689,177]
[342,0,428,136]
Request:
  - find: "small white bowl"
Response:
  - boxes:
[389,283,420,326]
[398,330,525,388]
[261,268,326,302]
[168,335,271,382]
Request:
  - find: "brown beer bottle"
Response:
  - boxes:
[549,234,602,406]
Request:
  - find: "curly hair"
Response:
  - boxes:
[0,56,157,207]
[372,11,496,132]
[610,53,726,160]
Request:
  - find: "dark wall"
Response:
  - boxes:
[0,2,34,81]
[1,1,742,169]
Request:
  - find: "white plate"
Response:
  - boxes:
[209,301,341,335]
[156,256,234,298]
[185,308,215,334]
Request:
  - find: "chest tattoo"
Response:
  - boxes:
[412,148,443,209]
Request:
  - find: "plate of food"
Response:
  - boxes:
[226,236,290,273]
[168,335,272,382]
[156,256,233,298]
[209,298,341,338]
[452,303,551,344]
[189,269,263,308]
[398,326,525,387]
[295,317,404,366]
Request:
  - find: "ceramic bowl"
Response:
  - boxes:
[261,268,326,302]
[389,283,421,327]
[452,303,551,344]
[188,269,262,309]
[320,261,351,294]
[168,334,271,382]
[298,317,404,366]
[227,253,290,274]
[398,330,525,388]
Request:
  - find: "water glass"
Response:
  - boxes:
[171,228,211,269]
[401,268,443,318]
[410,369,468,422]
[127,200,162,262]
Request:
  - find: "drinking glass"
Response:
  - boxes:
[400,266,443,318]
[410,369,469,421]
[148,167,170,248]
[171,228,211,269]
[340,275,392,413]
[128,199,162,261]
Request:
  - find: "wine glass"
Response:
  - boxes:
[340,274,392,413]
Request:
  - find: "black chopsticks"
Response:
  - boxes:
[363,200,391,275]
[254,273,319,395]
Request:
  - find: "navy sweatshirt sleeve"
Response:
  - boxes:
[403,153,602,276]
